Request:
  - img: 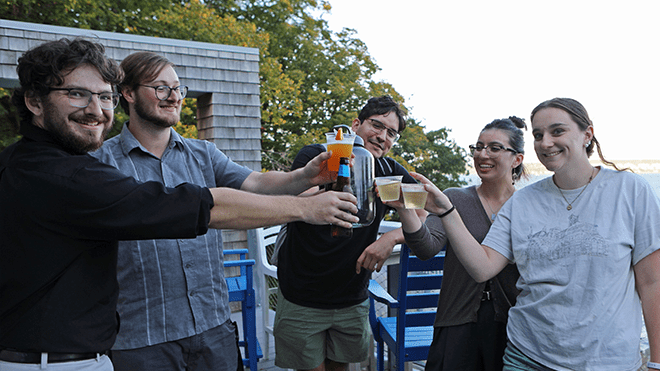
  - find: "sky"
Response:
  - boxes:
[323,0,660,162]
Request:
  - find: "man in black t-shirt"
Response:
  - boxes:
[274,96,427,371]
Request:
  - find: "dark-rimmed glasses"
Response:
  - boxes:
[139,85,188,101]
[49,88,119,110]
[367,118,400,142]
[469,144,518,157]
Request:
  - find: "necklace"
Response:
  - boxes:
[478,186,513,222]
[557,167,596,211]
[483,196,497,221]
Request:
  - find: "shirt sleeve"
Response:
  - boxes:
[404,213,447,260]
[46,159,212,242]
[631,174,660,265]
[205,140,253,189]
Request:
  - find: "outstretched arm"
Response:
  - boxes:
[411,172,509,282]
[240,151,336,195]
[208,187,358,230]
[635,249,660,368]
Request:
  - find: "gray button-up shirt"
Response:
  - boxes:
[91,123,252,349]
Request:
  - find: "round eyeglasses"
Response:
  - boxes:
[469,144,518,157]
[367,118,400,143]
[49,88,120,110]
[139,85,188,101]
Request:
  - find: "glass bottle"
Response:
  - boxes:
[331,157,353,238]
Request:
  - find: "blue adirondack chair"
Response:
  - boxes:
[224,249,263,370]
[368,244,445,371]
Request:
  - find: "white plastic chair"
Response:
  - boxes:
[254,225,282,360]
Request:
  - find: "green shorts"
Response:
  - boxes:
[273,290,370,370]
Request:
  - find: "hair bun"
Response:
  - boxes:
[508,116,527,130]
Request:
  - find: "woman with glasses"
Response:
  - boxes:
[384,117,526,370]
[411,98,660,371]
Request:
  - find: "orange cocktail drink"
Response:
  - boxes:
[325,129,356,172]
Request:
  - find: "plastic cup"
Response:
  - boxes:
[401,183,428,209]
[375,176,403,202]
[325,131,356,172]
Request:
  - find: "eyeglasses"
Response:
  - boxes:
[367,118,400,142]
[469,144,518,157]
[139,85,189,101]
[49,88,119,110]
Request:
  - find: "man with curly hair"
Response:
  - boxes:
[0,38,358,371]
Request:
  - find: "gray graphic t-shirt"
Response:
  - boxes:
[483,168,660,371]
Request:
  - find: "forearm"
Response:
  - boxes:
[438,209,506,282]
[641,284,660,366]
[208,188,305,229]
[404,213,446,260]
[242,170,312,196]
[398,208,422,233]
[636,251,660,365]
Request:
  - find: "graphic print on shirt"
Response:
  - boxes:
[524,214,609,263]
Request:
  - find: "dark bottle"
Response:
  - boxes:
[331,157,353,238]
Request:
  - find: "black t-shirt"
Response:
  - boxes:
[277,144,415,309]
[0,124,212,353]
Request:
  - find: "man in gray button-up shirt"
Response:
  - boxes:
[91,51,354,371]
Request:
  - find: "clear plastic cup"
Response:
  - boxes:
[401,183,428,209]
[325,131,356,172]
[375,176,403,202]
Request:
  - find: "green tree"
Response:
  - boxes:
[392,120,468,190]
[208,0,403,170]
[0,0,469,185]
[0,89,21,151]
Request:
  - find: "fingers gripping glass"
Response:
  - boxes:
[139,85,189,101]
[49,88,119,110]
[367,119,400,142]
[469,144,518,157]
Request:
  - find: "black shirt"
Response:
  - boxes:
[278,144,415,309]
[0,124,213,353]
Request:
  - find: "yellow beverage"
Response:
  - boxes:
[327,142,354,172]
[401,184,428,209]
[375,176,403,202]
[378,181,401,201]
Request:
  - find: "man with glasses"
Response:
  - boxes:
[0,39,358,371]
[90,51,357,371]
[274,96,427,371]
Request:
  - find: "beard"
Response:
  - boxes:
[42,100,112,155]
[133,93,179,128]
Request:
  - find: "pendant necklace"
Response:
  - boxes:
[479,186,506,222]
[557,167,595,211]
[483,197,497,222]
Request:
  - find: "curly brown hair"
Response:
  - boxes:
[11,37,123,127]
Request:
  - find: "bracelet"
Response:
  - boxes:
[649,361,660,370]
[438,205,455,218]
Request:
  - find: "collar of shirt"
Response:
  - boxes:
[119,121,185,158]
[20,123,64,149]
